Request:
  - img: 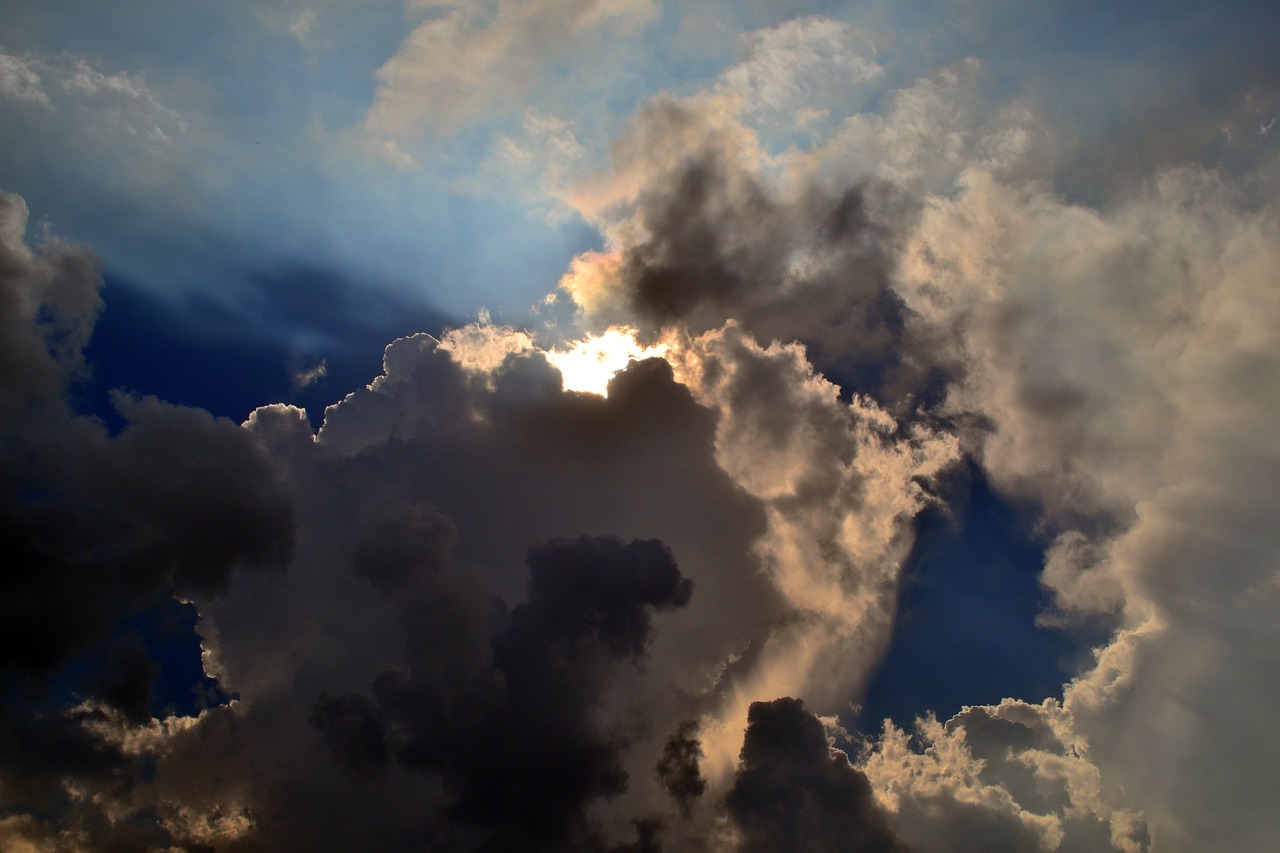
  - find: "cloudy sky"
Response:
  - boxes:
[2,1,1279,850]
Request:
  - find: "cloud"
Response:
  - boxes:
[876,156,1280,850]
[860,700,1149,852]
[373,535,692,846]
[291,357,328,388]
[0,191,101,414]
[0,52,53,108]
[656,720,707,818]
[7,5,1280,850]
[87,331,781,849]
[668,324,957,744]
[723,697,905,852]
[0,49,185,139]
[23,295,945,850]
[0,193,293,669]
[540,13,1280,848]
[12,21,972,847]
[365,0,657,146]
[558,96,926,401]
[718,16,882,136]
[0,191,294,845]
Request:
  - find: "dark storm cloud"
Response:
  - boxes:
[0,392,295,677]
[119,336,787,851]
[655,719,707,818]
[310,693,389,776]
[0,703,132,814]
[0,192,294,676]
[96,637,159,725]
[0,190,296,841]
[351,504,458,590]
[617,135,915,397]
[725,697,906,853]
[564,97,962,413]
[369,536,691,848]
[304,534,694,850]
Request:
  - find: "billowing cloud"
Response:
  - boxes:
[861,700,1149,852]
[0,271,949,848]
[109,333,782,849]
[889,163,1280,850]
[724,697,905,852]
[0,191,295,847]
[546,13,1280,848]
[655,719,707,818]
[558,97,923,403]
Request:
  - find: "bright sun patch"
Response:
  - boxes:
[545,326,669,396]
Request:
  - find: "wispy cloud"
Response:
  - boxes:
[365,0,657,151]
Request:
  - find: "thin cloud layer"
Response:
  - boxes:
[366,0,657,150]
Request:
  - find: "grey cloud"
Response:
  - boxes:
[310,693,389,776]
[719,15,882,134]
[655,720,707,818]
[0,191,295,846]
[351,504,458,590]
[375,535,691,848]
[549,24,1280,847]
[0,52,53,107]
[0,389,295,684]
[0,190,101,417]
[725,697,906,853]
[890,162,1280,847]
[95,637,159,726]
[0,703,131,815]
[118,338,786,851]
[624,125,910,391]
[11,4,1277,845]
[565,98,951,411]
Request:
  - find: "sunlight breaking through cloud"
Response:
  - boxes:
[545,325,669,395]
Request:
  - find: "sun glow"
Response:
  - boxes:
[545,326,669,396]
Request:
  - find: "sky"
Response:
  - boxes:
[1,1,1279,850]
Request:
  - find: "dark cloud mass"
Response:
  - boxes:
[82,332,789,851]
[0,191,294,667]
[0,190,296,849]
[616,130,919,400]
[725,698,906,853]
[376,536,692,848]
[656,720,707,818]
